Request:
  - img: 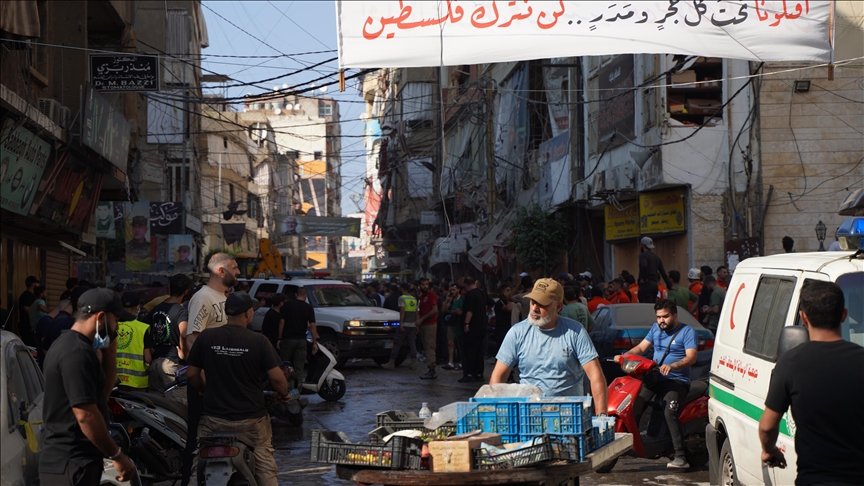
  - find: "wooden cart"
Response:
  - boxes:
[335,433,633,486]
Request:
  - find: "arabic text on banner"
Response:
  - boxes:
[337,1,831,68]
[639,189,686,234]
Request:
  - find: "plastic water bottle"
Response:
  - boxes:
[419,402,431,419]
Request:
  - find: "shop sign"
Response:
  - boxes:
[90,54,159,92]
[82,86,132,172]
[605,203,640,241]
[0,119,51,215]
[640,189,685,234]
[150,201,184,234]
[277,215,361,237]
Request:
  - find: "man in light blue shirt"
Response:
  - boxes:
[616,299,698,469]
[490,279,607,415]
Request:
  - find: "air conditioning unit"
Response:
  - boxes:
[38,99,60,124]
[593,171,608,195]
[617,165,635,191]
[575,181,591,202]
[604,169,617,192]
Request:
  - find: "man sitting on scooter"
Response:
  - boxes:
[186,292,289,486]
[615,299,697,469]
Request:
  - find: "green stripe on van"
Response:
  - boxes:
[709,384,791,437]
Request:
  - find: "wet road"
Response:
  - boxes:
[271,358,710,486]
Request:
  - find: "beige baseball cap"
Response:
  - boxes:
[525,278,564,306]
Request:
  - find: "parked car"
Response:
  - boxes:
[244,277,405,368]
[1,331,44,486]
[589,303,715,380]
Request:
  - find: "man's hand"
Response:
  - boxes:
[113,453,136,481]
[277,340,281,350]
[311,342,319,355]
[463,324,469,334]
[659,364,673,375]
[762,446,787,468]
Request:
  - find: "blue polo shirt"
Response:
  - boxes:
[645,323,698,384]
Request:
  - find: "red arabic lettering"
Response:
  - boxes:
[498,1,533,28]
[362,1,465,40]
[536,0,565,29]
[471,1,500,29]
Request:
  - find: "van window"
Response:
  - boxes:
[254,283,279,304]
[795,273,864,348]
[744,276,796,361]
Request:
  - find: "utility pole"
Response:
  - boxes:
[486,79,496,226]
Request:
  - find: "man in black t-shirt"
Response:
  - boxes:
[460,277,489,383]
[760,281,864,485]
[383,283,401,312]
[40,289,137,485]
[261,293,286,350]
[142,274,191,402]
[16,275,39,345]
[278,288,318,373]
[187,292,288,486]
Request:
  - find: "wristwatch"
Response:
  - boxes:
[108,448,122,460]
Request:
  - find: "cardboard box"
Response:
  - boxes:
[671,70,697,85]
[686,98,722,115]
[428,432,502,472]
[668,95,686,113]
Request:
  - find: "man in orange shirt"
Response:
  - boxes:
[687,268,702,316]
[607,279,631,305]
[716,266,729,290]
[587,286,611,313]
[624,274,638,303]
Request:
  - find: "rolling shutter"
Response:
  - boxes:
[45,250,70,302]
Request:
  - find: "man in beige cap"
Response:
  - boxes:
[490,279,608,413]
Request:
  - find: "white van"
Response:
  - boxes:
[707,248,863,485]
[243,277,404,368]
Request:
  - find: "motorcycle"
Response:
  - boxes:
[597,351,711,473]
[301,337,346,401]
[100,423,144,486]
[263,361,306,426]
[196,391,283,486]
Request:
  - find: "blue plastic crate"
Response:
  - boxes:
[456,401,521,443]
[518,400,592,435]
[592,416,615,448]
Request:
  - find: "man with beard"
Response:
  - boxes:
[490,279,607,413]
[181,252,240,486]
[615,299,697,469]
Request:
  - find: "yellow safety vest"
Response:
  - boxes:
[116,319,150,389]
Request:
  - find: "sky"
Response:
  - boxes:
[200,1,366,217]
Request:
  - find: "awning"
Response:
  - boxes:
[0,1,40,39]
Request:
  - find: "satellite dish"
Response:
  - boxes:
[273,85,280,91]
[274,108,282,115]
[282,83,288,89]
[320,86,328,93]
[294,104,302,111]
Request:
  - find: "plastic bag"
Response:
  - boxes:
[473,383,543,399]
[423,402,473,430]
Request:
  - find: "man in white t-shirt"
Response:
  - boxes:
[181,252,240,486]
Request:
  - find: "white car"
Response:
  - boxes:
[1,331,44,486]
[244,277,404,367]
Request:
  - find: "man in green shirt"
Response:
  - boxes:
[666,270,698,315]
[701,276,726,334]
[559,286,595,332]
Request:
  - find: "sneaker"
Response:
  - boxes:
[420,370,437,380]
[454,363,463,370]
[457,375,474,383]
[472,375,486,382]
[381,359,396,370]
[667,456,690,469]
[442,363,455,370]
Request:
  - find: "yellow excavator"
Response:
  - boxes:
[235,238,285,279]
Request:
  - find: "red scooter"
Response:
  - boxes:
[597,354,710,472]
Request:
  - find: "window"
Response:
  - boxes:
[744,276,796,361]
[6,348,30,432]
[318,102,332,118]
[313,151,323,160]
[16,350,42,401]
[254,283,279,302]
[167,162,189,204]
[229,184,235,204]
[795,273,864,348]
[307,284,371,307]
[666,56,724,125]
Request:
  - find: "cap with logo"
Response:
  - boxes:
[556,273,572,281]
[640,236,655,249]
[225,291,259,316]
[688,268,701,280]
[525,278,564,306]
[77,288,136,321]
[132,215,148,226]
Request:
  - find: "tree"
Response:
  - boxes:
[505,203,566,274]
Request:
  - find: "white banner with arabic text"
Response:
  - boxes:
[336,1,832,68]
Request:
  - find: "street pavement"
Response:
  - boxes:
[270,358,710,485]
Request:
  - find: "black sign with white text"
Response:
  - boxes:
[90,54,159,92]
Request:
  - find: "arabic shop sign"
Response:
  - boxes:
[277,215,362,238]
[0,119,51,216]
[639,189,685,235]
[337,1,832,68]
[83,86,132,172]
[90,54,160,92]
[605,203,640,241]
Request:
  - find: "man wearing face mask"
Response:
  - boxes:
[490,279,608,414]
[39,289,137,485]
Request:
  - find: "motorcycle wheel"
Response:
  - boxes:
[318,378,346,401]
[684,433,709,467]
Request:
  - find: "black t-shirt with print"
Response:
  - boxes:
[39,330,110,473]
[765,340,864,485]
[187,324,281,421]
[142,302,188,362]
[279,299,316,340]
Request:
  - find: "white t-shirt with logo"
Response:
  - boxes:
[187,285,227,335]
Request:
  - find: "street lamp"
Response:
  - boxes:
[815,220,827,251]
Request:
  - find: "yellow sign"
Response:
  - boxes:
[605,204,640,241]
[640,190,685,234]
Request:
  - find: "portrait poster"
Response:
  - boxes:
[125,201,152,271]
[168,234,195,273]
[95,202,116,238]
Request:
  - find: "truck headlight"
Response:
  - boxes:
[347,320,363,327]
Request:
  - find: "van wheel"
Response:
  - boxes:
[318,334,345,369]
[719,439,739,486]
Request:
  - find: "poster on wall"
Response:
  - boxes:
[150,201,184,234]
[95,202,116,238]
[0,119,51,215]
[125,201,152,271]
[168,234,195,273]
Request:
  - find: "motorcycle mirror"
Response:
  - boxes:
[777,326,809,357]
